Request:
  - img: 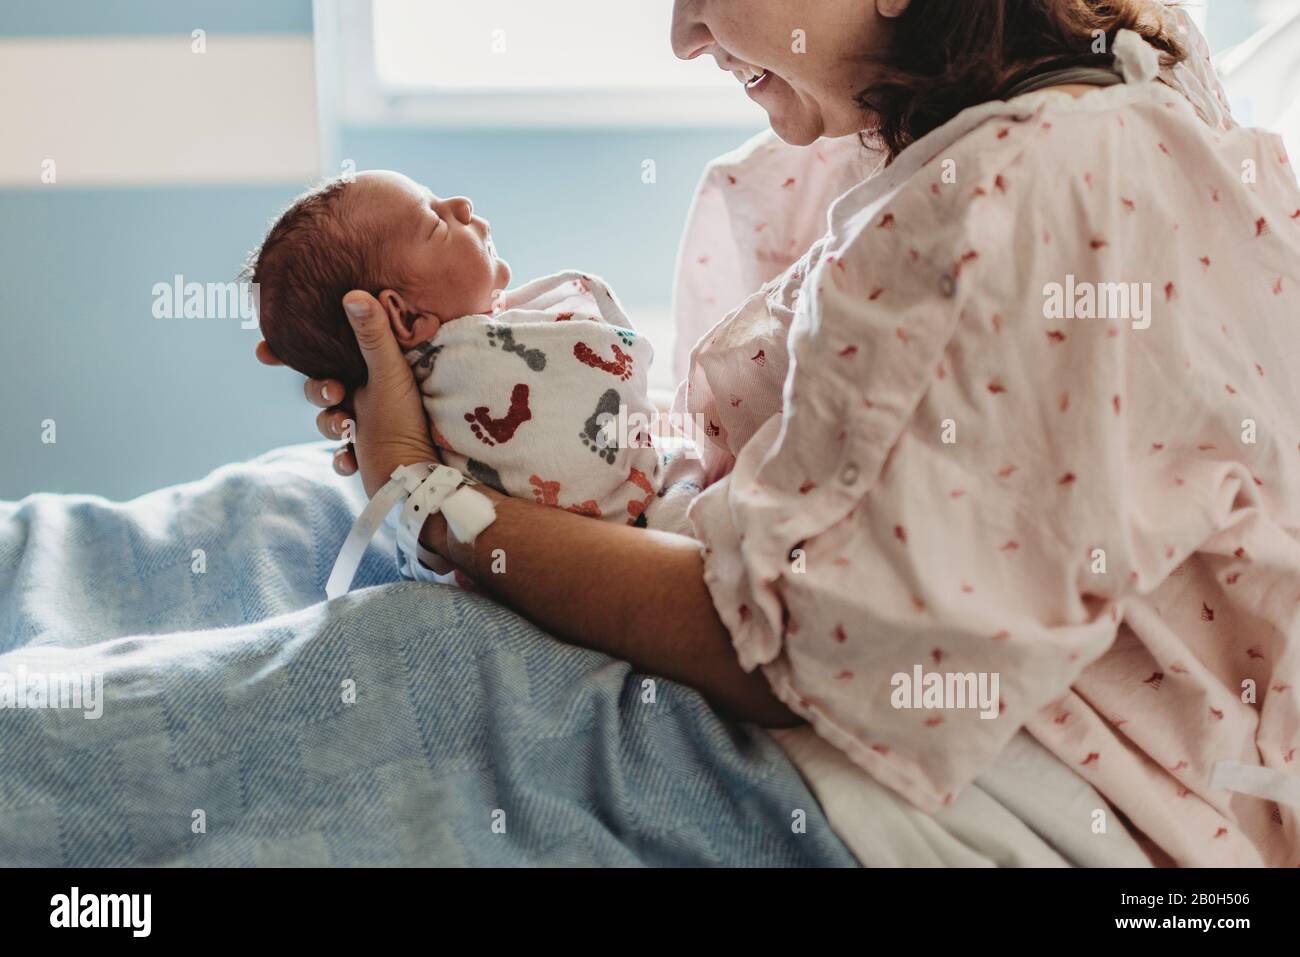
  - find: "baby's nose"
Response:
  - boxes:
[448,197,473,224]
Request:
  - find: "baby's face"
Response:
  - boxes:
[353,170,511,333]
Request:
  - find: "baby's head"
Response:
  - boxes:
[245,170,511,387]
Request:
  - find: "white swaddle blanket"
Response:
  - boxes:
[404,271,665,526]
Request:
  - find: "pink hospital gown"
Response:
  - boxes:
[674,25,1300,866]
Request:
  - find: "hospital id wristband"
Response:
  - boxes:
[325,462,497,600]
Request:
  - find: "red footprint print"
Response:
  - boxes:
[528,474,601,517]
[574,341,634,381]
[624,467,656,525]
[465,383,531,447]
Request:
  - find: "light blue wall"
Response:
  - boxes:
[0,0,313,36]
[0,0,321,501]
[2,185,321,500]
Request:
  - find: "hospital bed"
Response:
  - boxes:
[0,442,1159,866]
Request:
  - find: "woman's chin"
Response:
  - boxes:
[767,112,822,148]
[758,88,825,146]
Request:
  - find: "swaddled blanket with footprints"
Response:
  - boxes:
[405,271,692,530]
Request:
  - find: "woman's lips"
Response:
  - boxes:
[745,69,773,96]
[731,63,770,89]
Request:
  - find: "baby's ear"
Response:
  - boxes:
[377,289,442,347]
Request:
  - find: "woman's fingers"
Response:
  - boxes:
[332,445,358,477]
[877,0,912,17]
[304,375,347,409]
[254,339,284,366]
[257,303,361,480]
[315,406,355,441]
[316,407,338,440]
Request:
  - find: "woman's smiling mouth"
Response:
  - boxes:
[732,64,770,89]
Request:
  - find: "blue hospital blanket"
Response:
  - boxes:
[0,443,855,867]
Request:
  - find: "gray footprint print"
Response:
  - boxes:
[467,459,507,494]
[486,324,547,372]
[579,388,621,465]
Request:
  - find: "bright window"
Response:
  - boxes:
[374,0,731,91]
[327,0,766,128]
[1203,0,1299,51]
[1211,0,1300,151]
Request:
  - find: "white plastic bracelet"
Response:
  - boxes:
[325,463,496,599]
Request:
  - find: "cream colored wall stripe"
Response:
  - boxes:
[0,35,319,186]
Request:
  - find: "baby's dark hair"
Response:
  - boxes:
[242,177,387,389]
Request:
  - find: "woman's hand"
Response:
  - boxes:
[254,339,360,478]
[336,293,439,497]
[256,292,438,498]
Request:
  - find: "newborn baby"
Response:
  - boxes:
[247,170,663,526]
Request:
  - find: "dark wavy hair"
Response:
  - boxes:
[858,0,1188,160]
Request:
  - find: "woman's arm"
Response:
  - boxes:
[420,487,797,727]
[259,294,796,728]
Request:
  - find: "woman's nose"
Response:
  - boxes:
[670,0,712,60]
[447,196,473,224]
